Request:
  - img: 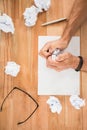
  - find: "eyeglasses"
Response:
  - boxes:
[0,87,39,125]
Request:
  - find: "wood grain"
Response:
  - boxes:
[0,0,87,130]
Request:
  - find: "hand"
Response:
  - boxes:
[39,38,69,58]
[46,52,80,72]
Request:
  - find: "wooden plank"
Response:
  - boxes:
[81,21,87,130]
[63,0,82,130]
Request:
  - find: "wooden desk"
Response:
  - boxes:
[0,0,87,130]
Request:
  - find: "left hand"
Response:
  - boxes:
[46,52,80,71]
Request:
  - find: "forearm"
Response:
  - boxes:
[80,58,87,72]
[62,0,87,43]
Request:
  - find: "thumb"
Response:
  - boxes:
[56,53,68,61]
[49,47,56,54]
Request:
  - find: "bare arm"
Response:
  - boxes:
[39,0,87,58]
[81,58,87,72]
[62,0,87,43]
[40,0,87,72]
[59,0,87,72]
[46,53,87,72]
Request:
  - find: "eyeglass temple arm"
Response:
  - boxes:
[0,87,39,125]
[0,87,15,111]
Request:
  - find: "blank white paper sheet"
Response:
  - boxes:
[38,36,80,95]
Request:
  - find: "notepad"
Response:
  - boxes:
[38,36,80,95]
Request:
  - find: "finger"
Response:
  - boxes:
[46,56,64,69]
[39,44,52,58]
[56,52,70,61]
[46,63,57,69]
[39,50,51,58]
[47,56,58,66]
[46,64,63,72]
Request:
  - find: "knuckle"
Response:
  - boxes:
[65,52,70,58]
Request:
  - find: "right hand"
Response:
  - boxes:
[46,52,80,72]
[39,38,69,58]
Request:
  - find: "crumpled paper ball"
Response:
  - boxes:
[52,49,60,61]
[47,96,62,114]
[23,5,41,27]
[23,0,51,27]
[70,95,85,109]
[34,0,51,11]
[0,13,15,34]
[5,61,20,77]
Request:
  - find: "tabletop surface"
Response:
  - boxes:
[0,0,87,130]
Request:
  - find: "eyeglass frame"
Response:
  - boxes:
[0,87,39,125]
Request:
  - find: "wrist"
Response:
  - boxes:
[75,56,83,71]
[72,56,84,71]
[57,37,70,49]
[72,56,80,69]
